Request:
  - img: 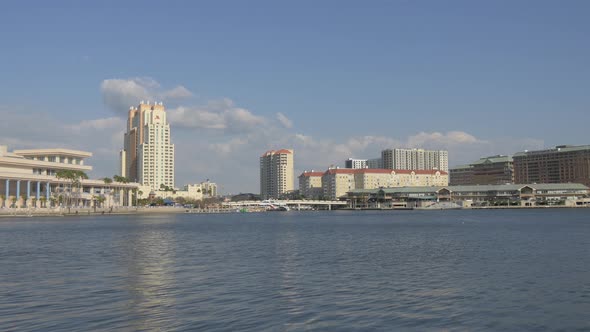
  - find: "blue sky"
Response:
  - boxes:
[1,1,589,193]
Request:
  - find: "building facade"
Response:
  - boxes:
[449,164,474,186]
[0,145,138,208]
[381,148,448,172]
[450,155,514,185]
[321,168,449,200]
[347,183,590,209]
[345,158,367,169]
[260,149,294,199]
[122,101,175,190]
[513,145,590,187]
[366,158,383,169]
[298,171,324,199]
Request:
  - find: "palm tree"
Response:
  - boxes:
[56,170,89,208]
[102,177,113,207]
[96,196,106,208]
[0,194,5,208]
[113,175,129,183]
[40,196,47,208]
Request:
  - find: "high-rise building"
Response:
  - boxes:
[121,101,175,190]
[381,148,448,172]
[260,149,294,199]
[513,145,590,186]
[345,158,367,169]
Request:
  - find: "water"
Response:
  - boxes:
[1,210,589,331]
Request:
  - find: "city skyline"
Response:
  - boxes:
[1,1,590,193]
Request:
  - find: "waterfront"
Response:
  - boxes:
[1,210,589,331]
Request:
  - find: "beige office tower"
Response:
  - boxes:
[260,149,294,199]
[122,101,175,190]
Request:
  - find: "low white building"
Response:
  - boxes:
[0,145,139,208]
[147,181,219,201]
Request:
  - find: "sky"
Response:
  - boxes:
[1,0,589,194]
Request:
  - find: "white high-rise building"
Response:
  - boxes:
[381,148,448,172]
[345,158,367,169]
[260,149,294,199]
[122,101,175,190]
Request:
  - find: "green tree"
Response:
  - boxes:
[56,170,89,208]
[113,175,129,183]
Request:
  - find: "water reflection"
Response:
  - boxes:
[119,220,178,330]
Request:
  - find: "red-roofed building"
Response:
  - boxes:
[320,167,449,199]
[298,171,324,199]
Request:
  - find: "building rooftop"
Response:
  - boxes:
[348,183,589,195]
[13,148,92,158]
[470,155,513,165]
[513,145,590,157]
[300,171,324,177]
[323,168,447,175]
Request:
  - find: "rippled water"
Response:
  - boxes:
[1,209,589,331]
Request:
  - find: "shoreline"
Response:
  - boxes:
[1,204,589,219]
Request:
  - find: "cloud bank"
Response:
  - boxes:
[0,77,547,194]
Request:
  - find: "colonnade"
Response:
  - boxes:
[0,178,135,208]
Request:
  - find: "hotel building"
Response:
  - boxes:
[122,101,175,190]
[513,145,590,187]
[381,148,449,172]
[450,155,514,185]
[298,171,324,199]
[0,145,138,208]
[321,168,449,200]
[260,149,294,199]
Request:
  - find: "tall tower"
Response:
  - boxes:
[260,149,294,199]
[122,101,175,190]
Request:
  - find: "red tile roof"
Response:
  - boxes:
[300,171,324,177]
[392,169,448,175]
[321,168,448,175]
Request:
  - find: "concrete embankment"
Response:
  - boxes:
[0,206,238,218]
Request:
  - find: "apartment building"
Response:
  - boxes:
[260,149,294,199]
[298,171,324,199]
[345,158,367,169]
[381,148,448,172]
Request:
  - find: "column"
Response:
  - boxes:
[46,182,50,203]
[36,182,41,200]
[16,180,21,207]
[27,181,31,206]
[5,179,9,200]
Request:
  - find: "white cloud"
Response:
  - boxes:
[276,112,293,128]
[101,78,152,114]
[66,117,125,132]
[168,98,266,133]
[161,85,193,99]
[100,77,195,114]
